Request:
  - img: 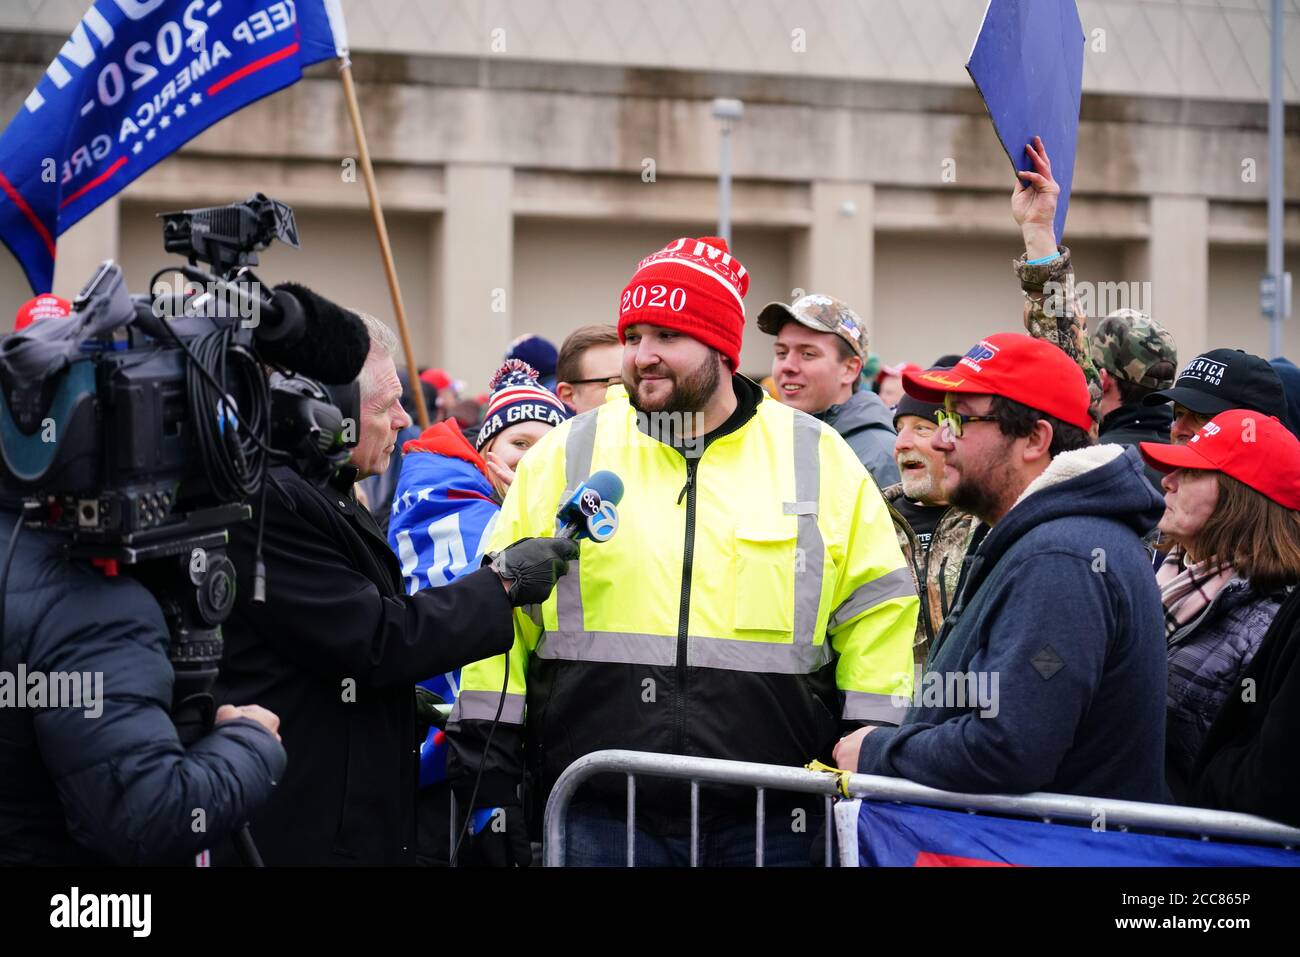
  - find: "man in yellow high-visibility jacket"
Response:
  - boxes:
[447,236,917,866]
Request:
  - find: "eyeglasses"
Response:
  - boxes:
[933,407,998,439]
[569,376,623,388]
[1171,403,1213,428]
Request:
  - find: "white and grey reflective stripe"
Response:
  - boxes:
[555,411,600,634]
[827,566,917,631]
[563,408,600,493]
[537,629,834,675]
[522,603,543,628]
[449,690,526,724]
[789,414,825,645]
[843,689,907,724]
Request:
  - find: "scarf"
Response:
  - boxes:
[1156,545,1237,640]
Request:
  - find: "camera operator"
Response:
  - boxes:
[214,313,578,866]
[0,504,286,866]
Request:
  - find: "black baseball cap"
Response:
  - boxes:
[1143,348,1287,419]
[892,362,954,429]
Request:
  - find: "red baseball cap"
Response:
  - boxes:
[14,294,72,331]
[901,333,1092,432]
[878,361,920,381]
[420,367,452,391]
[1139,409,1300,509]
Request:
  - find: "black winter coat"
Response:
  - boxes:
[0,514,285,865]
[215,467,514,865]
[1188,586,1300,826]
[1098,402,1173,492]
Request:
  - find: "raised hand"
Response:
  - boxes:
[485,450,516,496]
[1012,136,1060,260]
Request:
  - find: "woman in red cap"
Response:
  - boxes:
[1139,410,1300,801]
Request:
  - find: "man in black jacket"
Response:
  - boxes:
[0,514,286,865]
[215,314,576,865]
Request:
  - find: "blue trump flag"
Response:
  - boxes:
[967,0,1085,243]
[388,428,502,787]
[0,0,348,295]
[847,800,1300,867]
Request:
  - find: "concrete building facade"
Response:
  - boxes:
[0,0,1296,385]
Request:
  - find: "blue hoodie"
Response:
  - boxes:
[858,444,1168,803]
[1269,357,1300,439]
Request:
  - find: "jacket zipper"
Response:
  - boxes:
[915,520,936,646]
[937,557,951,619]
[930,551,982,662]
[674,457,699,755]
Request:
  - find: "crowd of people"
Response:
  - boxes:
[4,132,1299,867]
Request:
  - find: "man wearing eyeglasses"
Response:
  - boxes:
[882,369,984,668]
[554,324,624,414]
[833,333,1170,803]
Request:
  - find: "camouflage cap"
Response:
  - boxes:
[1089,308,1178,390]
[756,293,867,360]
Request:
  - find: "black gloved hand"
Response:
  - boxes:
[414,686,446,735]
[460,803,532,867]
[488,537,581,607]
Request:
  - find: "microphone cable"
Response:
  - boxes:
[186,324,270,502]
[148,268,279,598]
[450,647,510,865]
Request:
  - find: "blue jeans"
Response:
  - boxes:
[562,802,817,867]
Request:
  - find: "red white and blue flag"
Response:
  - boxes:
[840,800,1300,867]
[0,0,349,295]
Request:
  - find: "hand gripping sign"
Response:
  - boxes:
[966,0,1086,244]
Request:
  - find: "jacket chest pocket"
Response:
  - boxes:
[733,526,799,634]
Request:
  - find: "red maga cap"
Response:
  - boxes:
[420,367,452,391]
[1139,409,1300,509]
[901,333,1092,432]
[14,294,71,332]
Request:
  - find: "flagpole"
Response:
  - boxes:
[336,55,430,428]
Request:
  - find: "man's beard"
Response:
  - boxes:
[627,351,721,417]
[898,457,942,503]
[947,443,1018,524]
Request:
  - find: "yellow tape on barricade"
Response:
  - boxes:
[805,759,853,799]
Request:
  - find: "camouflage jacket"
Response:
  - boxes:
[1013,245,1103,428]
[882,484,983,666]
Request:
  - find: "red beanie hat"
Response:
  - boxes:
[617,236,750,370]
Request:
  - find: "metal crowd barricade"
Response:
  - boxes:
[541,749,1300,867]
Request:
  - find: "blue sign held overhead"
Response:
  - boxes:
[0,0,349,296]
[967,0,1086,244]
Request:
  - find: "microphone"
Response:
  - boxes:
[556,470,624,542]
[254,282,371,385]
